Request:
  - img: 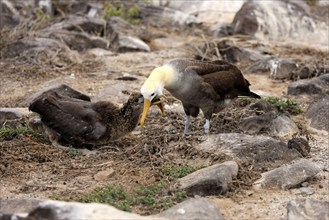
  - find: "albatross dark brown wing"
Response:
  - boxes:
[29,91,107,146]
[178,59,260,99]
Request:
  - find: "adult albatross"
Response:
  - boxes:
[140,59,260,133]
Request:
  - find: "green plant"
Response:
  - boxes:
[126,5,141,25]
[35,8,51,24]
[265,96,302,115]
[67,147,82,157]
[0,126,48,142]
[102,3,141,25]
[77,182,187,213]
[79,184,134,211]
[305,0,317,6]
[162,165,196,180]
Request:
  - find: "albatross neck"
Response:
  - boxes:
[150,65,175,87]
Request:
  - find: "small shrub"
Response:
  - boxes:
[78,182,186,213]
[0,126,48,142]
[162,165,196,180]
[102,3,141,25]
[265,96,302,115]
[79,184,134,211]
[67,147,82,157]
[35,8,51,24]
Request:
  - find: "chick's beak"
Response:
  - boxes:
[152,97,166,117]
[140,99,151,127]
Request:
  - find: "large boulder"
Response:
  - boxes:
[196,133,302,170]
[288,74,329,96]
[305,94,329,132]
[0,199,225,220]
[239,111,299,139]
[154,0,244,25]
[140,5,201,27]
[154,198,225,220]
[231,1,329,48]
[287,198,329,220]
[173,161,238,196]
[253,159,323,190]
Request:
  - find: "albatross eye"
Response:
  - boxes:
[150,93,155,97]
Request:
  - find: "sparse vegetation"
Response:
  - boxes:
[102,3,141,25]
[265,96,302,115]
[35,8,52,24]
[0,126,48,142]
[162,165,196,180]
[67,147,82,157]
[78,182,187,213]
[305,0,317,6]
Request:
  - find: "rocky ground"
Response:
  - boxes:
[0,0,328,219]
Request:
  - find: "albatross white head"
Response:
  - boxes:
[140,65,174,127]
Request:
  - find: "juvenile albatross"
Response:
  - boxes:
[140,59,261,133]
[28,86,144,149]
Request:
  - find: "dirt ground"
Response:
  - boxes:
[1,28,328,219]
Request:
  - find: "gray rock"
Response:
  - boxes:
[47,30,110,52]
[217,40,265,64]
[47,15,105,34]
[105,16,137,37]
[0,0,21,29]
[173,161,238,196]
[239,112,298,138]
[287,199,329,220]
[158,0,243,25]
[288,138,311,157]
[265,114,299,138]
[115,35,150,52]
[154,198,225,220]
[105,16,150,52]
[268,58,298,80]
[1,37,65,59]
[249,100,277,113]
[305,94,329,132]
[141,5,201,27]
[288,74,329,96]
[239,111,277,135]
[55,1,98,15]
[253,159,323,190]
[0,108,31,128]
[292,187,315,196]
[196,133,302,169]
[244,57,298,80]
[0,199,225,220]
[13,200,167,220]
[231,1,329,48]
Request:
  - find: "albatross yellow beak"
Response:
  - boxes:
[140,99,151,127]
[140,98,166,127]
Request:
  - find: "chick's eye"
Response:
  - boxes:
[150,93,155,97]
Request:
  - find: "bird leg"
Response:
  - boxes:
[204,119,210,134]
[184,115,191,134]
